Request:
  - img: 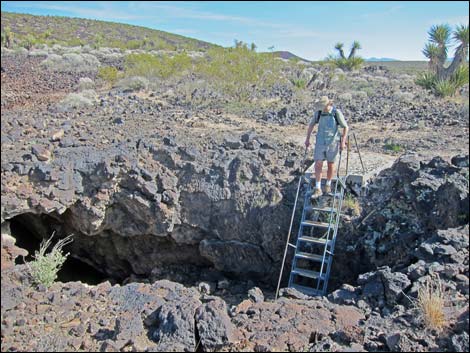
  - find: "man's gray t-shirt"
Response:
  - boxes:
[309,109,348,145]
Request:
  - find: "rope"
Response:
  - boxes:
[275,147,307,300]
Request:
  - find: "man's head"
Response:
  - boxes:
[317,96,333,111]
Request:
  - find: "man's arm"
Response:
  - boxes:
[340,126,349,150]
[336,110,349,150]
[305,123,315,148]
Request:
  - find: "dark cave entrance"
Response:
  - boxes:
[8,214,108,285]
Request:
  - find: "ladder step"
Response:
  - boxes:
[298,236,331,245]
[323,192,343,198]
[295,252,329,262]
[305,191,342,198]
[301,220,330,228]
[292,268,324,280]
[291,284,323,297]
[305,206,337,213]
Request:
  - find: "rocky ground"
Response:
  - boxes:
[1,48,469,352]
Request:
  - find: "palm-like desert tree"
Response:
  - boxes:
[427,24,452,79]
[348,41,362,59]
[424,24,469,80]
[444,24,469,80]
[334,42,346,59]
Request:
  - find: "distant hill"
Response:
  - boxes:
[0,11,217,51]
[272,51,311,62]
[365,57,400,62]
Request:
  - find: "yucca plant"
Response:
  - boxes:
[327,41,364,71]
[415,72,437,90]
[434,79,457,97]
[421,24,469,96]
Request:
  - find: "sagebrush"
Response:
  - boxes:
[28,233,73,288]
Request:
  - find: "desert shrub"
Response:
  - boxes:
[28,233,73,288]
[393,91,414,103]
[338,92,353,101]
[124,52,192,79]
[352,91,368,99]
[19,34,38,50]
[41,53,100,73]
[98,66,120,85]
[343,194,361,216]
[116,76,149,92]
[384,143,403,152]
[416,72,437,90]
[77,77,94,90]
[58,91,96,111]
[196,46,284,101]
[434,80,457,97]
[327,56,364,71]
[28,50,48,57]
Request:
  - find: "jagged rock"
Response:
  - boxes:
[195,297,241,351]
[247,287,264,303]
[378,267,411,306]
[31,144,52,161]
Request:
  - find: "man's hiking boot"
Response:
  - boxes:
[311,187,323,199]
[324,184,332,194]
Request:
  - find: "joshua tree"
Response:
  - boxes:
[444,24,469,80]
[348,41,362,59]
[334,41,362,59]
[334,42,346,59]
[423,24,469,80]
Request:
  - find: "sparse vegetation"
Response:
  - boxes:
[28,233,73,288]
[1,11,212,51]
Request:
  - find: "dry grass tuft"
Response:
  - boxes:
[412,274,447,331]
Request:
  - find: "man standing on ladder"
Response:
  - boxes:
[304,96,349,198]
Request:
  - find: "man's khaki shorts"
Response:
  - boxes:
[314,143,339,163]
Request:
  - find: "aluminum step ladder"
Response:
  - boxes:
[287,173,346,296]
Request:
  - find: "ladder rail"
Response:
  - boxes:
[275,148,308,300]
[315,175,342,292]
[321,176,346,294]
[288,177,311,288]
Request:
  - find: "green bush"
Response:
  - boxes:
[384,143,403,152]
[290,78,308,89]
[417,65,468,97]
[196,46,283,101]
[124,52,192,79]
[19,34,38,50]
[449,64,469,89]
[98,66,119,84]
[28,233,73,288]
[327,56,364,71]
[415,72,437,90]
[434,79,457,97]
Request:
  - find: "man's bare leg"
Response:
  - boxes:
[325,162,335,193]
[315,160,323,187]
[327,162,335,181]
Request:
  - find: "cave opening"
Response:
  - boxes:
[8,214,109,286]
[5,210,370,300]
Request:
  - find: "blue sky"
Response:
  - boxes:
[2,1,468,60]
